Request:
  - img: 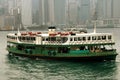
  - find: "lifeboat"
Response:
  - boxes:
[37,32,41,34]
[28,32,36,36]
[21,32,27,36]
[60,32,69,36]
[49,33,57,37]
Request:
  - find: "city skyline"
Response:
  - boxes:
[1,0,120,30]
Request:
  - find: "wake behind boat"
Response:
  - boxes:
[6,26,118,61]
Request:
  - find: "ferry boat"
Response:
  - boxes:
[6,26,118,61]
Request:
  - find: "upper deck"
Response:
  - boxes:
[7,31,114,46]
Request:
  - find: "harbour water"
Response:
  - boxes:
[0,28,120,80]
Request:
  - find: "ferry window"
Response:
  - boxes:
[42,38,45,41]
[32,37,35,40]
[46,38,48,41]
[78,37,82,41]
[74,37,77,41]
[62,37,68,43]
[98,36,101,40]
[79,46,85,50]
[83,37,86,41]
[92,36,96,40]
[51,37,56,41]
[102,36,106,40]
[70,38,73,41]
[88,36,91,40]
[17,45,25,50]
[18,37,21,40]
[108,35,112,40]
[22,37,25,40]
[27,37,30,40]
[56,37,61,41]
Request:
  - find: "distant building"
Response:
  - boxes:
[21,0,32,27]
[39,0,51,25]
[96,0,112,19]
[78,0,91,24]
[0,16,4,29]
[54,0,66,25]
[32,0,40,25]
[112,0,120,18]
[48,0,55,25]
[69,1,78,25]
[96,0,120,19]
[39,0,55,25]
[7,0,23,30]
[66,0,78,25]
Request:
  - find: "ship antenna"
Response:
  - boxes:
[94,20,96,33]
[93,8,97,33]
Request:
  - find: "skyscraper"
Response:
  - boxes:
[40,0,51,25]
[78,0,91,24]
[39,0,66,26]
[112,0,120,18]
[21,0,32,26]
[54,0,66,25]
[69,1,78,25]
[32,0,40,25]
[96,0,113,19]
[66,0,78,25]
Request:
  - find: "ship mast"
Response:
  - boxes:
[93,1,97,33]
[93,20,97,33]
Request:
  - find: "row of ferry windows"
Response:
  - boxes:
[7,36,36,41]
[70,35,112,41]
[7,35,112,42]
[18,37,36,41]
[7,36,17,40]
[43,37,68,43]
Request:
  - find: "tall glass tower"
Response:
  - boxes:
[21,0,32,26]
[54,0,66,25]
[78,0,91,24]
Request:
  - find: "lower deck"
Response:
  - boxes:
[7,41,118,61]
